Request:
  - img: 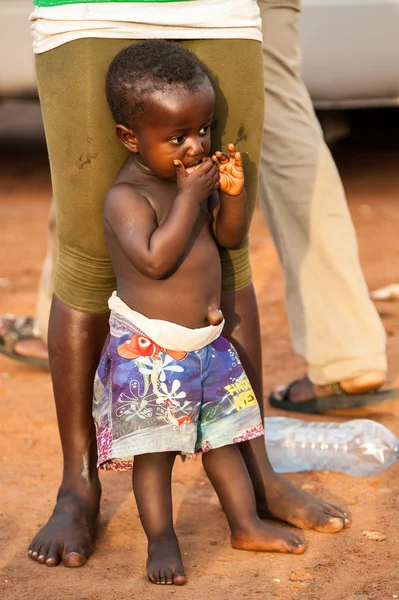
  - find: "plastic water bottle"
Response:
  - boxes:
[264,417,399,476]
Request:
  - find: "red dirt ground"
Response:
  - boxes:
[0,104,398,600]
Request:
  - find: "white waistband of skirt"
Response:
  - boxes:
[109,292,224,352]
[30,1,262,53]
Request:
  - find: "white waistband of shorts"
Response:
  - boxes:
[109,292,224,352]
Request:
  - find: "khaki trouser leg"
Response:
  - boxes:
[33,201,56,345]
[258,0,387,384]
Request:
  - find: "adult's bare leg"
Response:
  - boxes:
[28,296,109,567]
[221,283,351,533]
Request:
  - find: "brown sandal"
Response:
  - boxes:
[269,378,397,414]
[0,316,49,370]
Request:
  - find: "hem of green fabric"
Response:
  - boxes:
[34,0,189,6]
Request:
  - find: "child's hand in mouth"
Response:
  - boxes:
[184,157,206,174]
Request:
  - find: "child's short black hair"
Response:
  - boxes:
[106,40,212,128]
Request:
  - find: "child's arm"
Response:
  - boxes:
[210,144,248,248]
[104,158,219,279]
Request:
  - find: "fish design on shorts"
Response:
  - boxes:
[164,400,191,427]
[117,334,187,362]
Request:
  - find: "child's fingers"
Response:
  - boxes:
[199,157,216,173]
[234,151,243,170]
[213,151,229,164]
[174,159,188,181]
[218,153,229,164]
[227,143,237,158]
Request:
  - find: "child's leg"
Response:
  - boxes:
[133,452,186,586]
[239,436,350,532]
[202,444,305,553]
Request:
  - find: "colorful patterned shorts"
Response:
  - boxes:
[93,307,264,471]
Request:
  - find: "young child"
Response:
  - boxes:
[93,40,306,586]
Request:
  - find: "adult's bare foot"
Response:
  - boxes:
[231,517,305,554]
[257,473,351,533]
[28,484,100,567]
[147,536,186,585]
[273,372,386,404]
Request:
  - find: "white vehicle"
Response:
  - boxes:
[299,0,399,108]
[1,0,399,109]
[0,1,36,98]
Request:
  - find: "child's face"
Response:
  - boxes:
[130,84,215,181]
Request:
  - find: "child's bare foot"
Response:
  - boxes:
[231,518,305,554]
[147,537,186,585]
[202,444,306,555]
[257,473,351,533]
[28,485,100,567]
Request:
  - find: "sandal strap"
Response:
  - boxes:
[277,379,348,401]
[280,379,304,402]
[331,381,347,396]
[2,316,36,353]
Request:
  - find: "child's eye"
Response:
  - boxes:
[170,135,186,145]
[199,126,210,135]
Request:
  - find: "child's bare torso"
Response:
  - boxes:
[105,157,221,329]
